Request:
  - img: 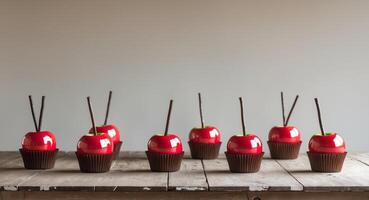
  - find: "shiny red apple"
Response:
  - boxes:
[227,134,263,154]
[268,126,301,143]
[308,133,345,154]
[77,133,113,155]
[23,96,57,151]
[22,131,57,151]
[148,100,182,155]
[189,126,221,144]
[90,124,121,144]
[148,134,183,154]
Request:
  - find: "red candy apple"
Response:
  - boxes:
[189,126,221,144]
[77,133,113,154]
[189,93,221,144]
[88,91,121,144]
[268,92,301,144]
[309,133,345,154]
[308,98,346,154]
[93,124,120,144]
[269,126,301,143]
[22,131,57,151]
[22,96,57,151]
[226,97,263,154]
[148,134,183,154]
[77,97,113,155]
[227,134,262,154]
[147,100,183,154]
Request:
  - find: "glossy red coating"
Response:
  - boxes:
[22,131,57,151]
[308,133,346,153]
[189,126,221,144]
[268,126,301,143]
[147,134,183,154]
[90,124,121,144]
[77,133,113,155]
[227,134,263,154]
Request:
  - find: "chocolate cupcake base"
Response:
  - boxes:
[307,151,346,172]
[19,149,58,170]
[146,151,184,172]
[76,152,113,173]
[225,152,264,173]
[268,141,301,159]
[112,141,122,160]
[188,141,221,159]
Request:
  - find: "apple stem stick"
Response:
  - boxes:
[281,92,286,126]
[87,96,97,136]
[239,97,247,136]
[104,90,112,126]
[37,96,45,132]
[314,98,325,136]
[284,95,299,126]
[164,100,173,136]
[198,93,205,128]
[28,95,38,132]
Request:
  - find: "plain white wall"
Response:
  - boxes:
[1,0,369,152]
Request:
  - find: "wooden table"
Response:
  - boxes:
[1,151,369,200]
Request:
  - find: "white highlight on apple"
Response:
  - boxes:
[251,138,261,148]
[170,138,181,148]
[108,129,116,138]
[290,128,299,138]
[334,135,344,147]
[43,136,53,145]
[100,138,111,148]
[209,129,219,138]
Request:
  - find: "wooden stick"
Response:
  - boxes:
[104,90,113,125]
[37,96,45,132]
[198,93,205,128]
[164,100,173,136]
[239,97,247,136]
[284,95,299,126]
[314,98,325,135]
[281,92,286,126]
[28,95,38,132]
[87,96,97,136]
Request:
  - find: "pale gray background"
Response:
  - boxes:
[1,0,368,152]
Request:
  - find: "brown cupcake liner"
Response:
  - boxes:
[268,141,301,160]
[19,149,58,170]
[112,141,122,160]
[188,141,221,159]
[76,152,113,173]
[225,152,264,173]
[307,151,346,172]
[146,151,184,172]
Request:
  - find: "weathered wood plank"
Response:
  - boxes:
[109,152,168,192]
[3,191,369,200]
[18,152,168,192]
[203,157,303,192]
[18,153,95,192]
[1,151,369,193]
[21,191,248,200]
[0,152,21,166]
[247,191,369,200]
[0,152,46,191]
[350,152,369,166]
[168,158,207,191]
[277,154,369,192]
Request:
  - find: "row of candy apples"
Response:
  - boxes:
[20,91,346,173]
